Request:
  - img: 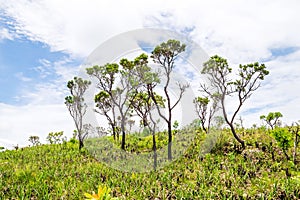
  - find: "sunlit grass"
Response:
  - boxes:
[0,128,299,199]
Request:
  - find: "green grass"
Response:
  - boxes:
[0,129,299,199]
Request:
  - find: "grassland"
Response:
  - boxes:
[0,128,299,199]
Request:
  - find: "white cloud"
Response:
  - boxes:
[0,27,14,41]
[0,103,75,149]
[14,57,79,105]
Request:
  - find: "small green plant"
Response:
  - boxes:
[173,120,179,134]
[271,127,293,160]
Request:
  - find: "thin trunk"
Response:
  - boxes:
[153,132,157,170]
[221,93,245,149]
[121,122,126,150]
[79,138,84,150]
[284,150,290,161]
[229,123,245,149]
[167,121,172,160]
[293,133,298,164]
[112,124,116,141]
[201,122,208,134]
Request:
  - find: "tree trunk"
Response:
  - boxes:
[229,123,245,149]
[153,133,157,170]
[79,139,84,150]
[111,124,116,141]
[121,123,126,150]
[168,122,172,160]
[293,133,298,164]
[284,150,290,161]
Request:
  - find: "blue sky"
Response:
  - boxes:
[0,38,74,105]
[0,0,300,148]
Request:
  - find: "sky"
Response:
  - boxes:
[0,0,300,149]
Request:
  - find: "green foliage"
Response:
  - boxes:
[271,127,293,154]
[1,129,299,199]
[260,112,283,129]
[46,131,65,144]
[173,120,179,130]
[151,39,186,64]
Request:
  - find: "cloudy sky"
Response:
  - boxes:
[0,0,300,148]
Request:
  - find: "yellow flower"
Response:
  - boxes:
[131,173,136,179]
[84,185,112,200]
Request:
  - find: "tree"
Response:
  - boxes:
[94,90,118,140]
[130,89,165,170]
[95,126,108,137]
[288,122,300,164]
[65,77,91,150]
[201,55,269,148]
[127,119,135,133]
[46,131,64,144]
[116,53,153,150]
[214,116,225,129]
[260,112,283,130]
[150,39,189,160]
[86,64,119,140]
[88,53,153,150]
[28,135,40,146]
[129,91,164,129]
[193,95,219,134]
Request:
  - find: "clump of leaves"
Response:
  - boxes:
[46,131,65,144]
[271,127,293,160]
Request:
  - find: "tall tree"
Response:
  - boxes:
[150,39,189,160]
[108,53,152,149]
[86,63,119,140]
[201,55,269,148]
[65,77,91,150]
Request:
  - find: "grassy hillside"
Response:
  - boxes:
[0,128,299,199]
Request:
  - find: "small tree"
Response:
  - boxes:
[95,126,108,137]
[28,135,40,146]
[288,122,300,164]
[193,95,219,134]
[86,64,119,140]
[260,112,283,130]
[94,90,118,140]
[201,55,269,148]
[214,116,225,129]
[47,131,64,144]
[65,77,91,150]
[150,39,189,160]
